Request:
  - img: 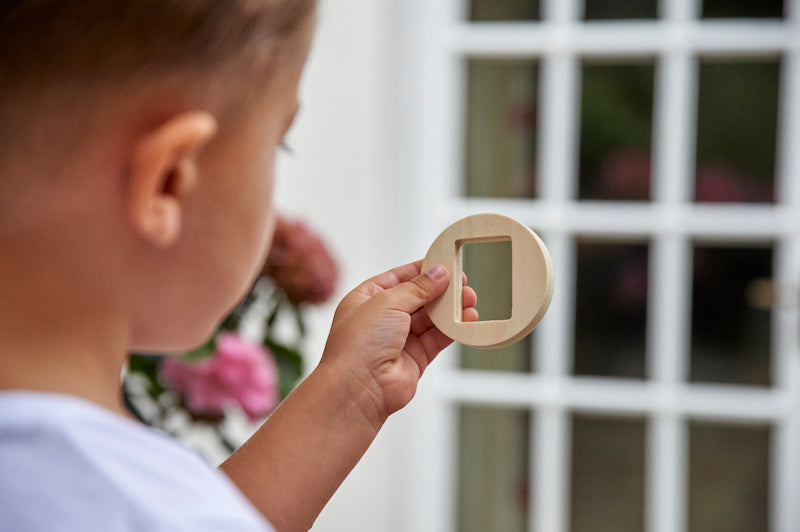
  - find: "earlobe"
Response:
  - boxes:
[127,111,217,248]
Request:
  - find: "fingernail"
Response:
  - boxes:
[426,264,447,280]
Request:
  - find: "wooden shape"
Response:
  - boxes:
[422,213,554,349]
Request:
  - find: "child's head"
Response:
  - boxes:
[0,1,315,352]
[0,0,316,157]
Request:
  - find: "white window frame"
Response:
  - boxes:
[396,1,800,531]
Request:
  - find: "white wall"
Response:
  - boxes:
[273,1,418,530]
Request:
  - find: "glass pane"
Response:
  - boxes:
[695,58,780,203]
[690,244,772,386]
[584,0,659,20]
[688,421,770,532]
[570,415,646,532]
[574,241,649,379]
[462,337,533,372]
[578,60,655,201]
[470,0,540,21]
[458,405,531,532]
[702,0,783,19]
[465,59,538,198]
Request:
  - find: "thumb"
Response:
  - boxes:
[381,264,450,315]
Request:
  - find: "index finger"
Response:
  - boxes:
[354,260,424,296]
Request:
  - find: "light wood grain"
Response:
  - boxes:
[422,213,554,349]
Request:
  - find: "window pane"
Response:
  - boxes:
[578,61,655,201]
[458,406,531,532]
[702,0,783,19]
[695,58,780,203]
[690,244,772,386]
[465,59,538,198]
[688,421,770,532]
[583,0,659,20]
[570,415,646,532]
[574,241,649,379]
[461,237,532,372]
[469,0,540,21]
[462,337,533,372]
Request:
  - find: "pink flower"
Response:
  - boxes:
[695,164,773,203]
[611,258,648,313]
[262,215,339,305]
[159,333,279,422]
[597,149,651,200]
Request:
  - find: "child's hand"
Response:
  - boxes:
[223,262,476,530]
[320,260,478,429]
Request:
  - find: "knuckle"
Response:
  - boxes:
[409,276,431,298]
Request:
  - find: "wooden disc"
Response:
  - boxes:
[422,213,554,349]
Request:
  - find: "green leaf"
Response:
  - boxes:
[128,353,159,375]
[291,302,307,338]
[265,298,282,331]
[125,353,167,401]
[220,313,241,332]
[181,337,216,361]
[265,338,304,399]
[221,288,258,331]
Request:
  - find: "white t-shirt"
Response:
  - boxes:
[0,391,274,531]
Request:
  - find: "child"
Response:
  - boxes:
[0,1,477,531]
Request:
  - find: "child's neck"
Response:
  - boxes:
[0,240,131,416]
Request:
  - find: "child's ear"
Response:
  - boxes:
[127,111,217,248]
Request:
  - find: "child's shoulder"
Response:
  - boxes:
[0,392,272,532]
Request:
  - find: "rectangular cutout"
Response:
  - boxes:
[461,239,513,322]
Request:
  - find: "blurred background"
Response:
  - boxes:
[274,0,800,531]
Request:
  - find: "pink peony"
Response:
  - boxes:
[597,149,651,200]
[695,164,773,203]
[159,333,279,422]
[262,215,339,305]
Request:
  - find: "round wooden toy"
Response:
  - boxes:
[422,213,554,349]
